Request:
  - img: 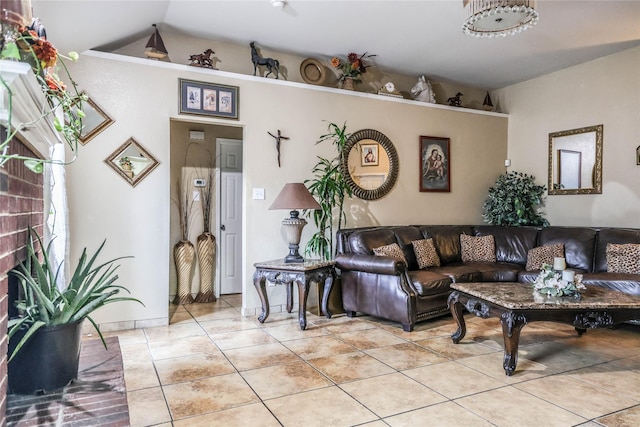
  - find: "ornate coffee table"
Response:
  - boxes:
[447,282,640,376]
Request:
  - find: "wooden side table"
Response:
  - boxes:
[253,259,336,330]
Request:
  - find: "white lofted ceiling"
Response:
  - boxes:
[32,0,640,90]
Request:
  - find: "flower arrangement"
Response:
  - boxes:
[119,156,133,170]
[533,263,585,298]
[0,19,85,171]
[330,52,376,84]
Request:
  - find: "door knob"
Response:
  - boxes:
[220,224,226,231]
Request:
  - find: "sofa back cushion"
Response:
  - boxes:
[348,228,397,256]
[538,227,597,272]
[474,225,539,265]
[390,226,423,270]
[419,226,474,265]
[594,228,640,272]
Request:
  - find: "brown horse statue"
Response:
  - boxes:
[189,49,215,69]
[250,42,280,79]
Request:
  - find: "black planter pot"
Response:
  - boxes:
[8,320,83,394]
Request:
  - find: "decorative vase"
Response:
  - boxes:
[173,240,195,304]
[342,77,355,91]
[8,320,83,394]
[195,232,217,302]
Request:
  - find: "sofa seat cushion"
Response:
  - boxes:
[462,262,524,282]
[518,268,588,284]
[580,273,640,295]
[407,270,452,296]
[428,264,483,283]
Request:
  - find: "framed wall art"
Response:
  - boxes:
[70,92,114,145]
[179,79,239,119]
[360,143,379,166]
[420,135,450,192]
[105,137,159,187]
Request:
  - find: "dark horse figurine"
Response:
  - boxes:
[189,48,215,69]
[250,42,280,79]
[447,92,463,107]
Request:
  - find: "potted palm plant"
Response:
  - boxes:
[8,228,143,394]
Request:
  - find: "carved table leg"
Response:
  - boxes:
[449,293,466,344]
[286,282,293,313]
[253,273,269,323]
[321,271,335,319]
[296,278,311,330]
[500,312,527,376]
[575,327,587,336]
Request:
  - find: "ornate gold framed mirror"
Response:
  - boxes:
[341,129,399,200]
[105,137,159,187]
[548,124,603,195]
[71,93,114,145]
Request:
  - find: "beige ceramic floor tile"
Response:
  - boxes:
[220,294,242,307]
[283,335,357,360]
[322,317,377,334]
[309,351,395,383]
[148,335,219,360]
[173,402,281,427]
[515,375,639,419]
[341,372,447,418]
[365,342,449,370]
[163,373,259,419]
[154,351,236,385]
[263,322,329,341]
[189,307,243,322]
[198,316,260,334]
[456,351,552,383]
[169,310,195,324]
[384,401,494,427]
[143,322,206,343]
[241,360,333,400]
[518,341,610,373]
[415,335,497,359]
[184,300,232,314]
[403,361,505,399]
[209,328,278,350]
[381,322,459,341]
[336,328,409,350]
[456,386,588,427]
[596,405,640,427]
[123,358,160,391]
[223,342,300,371]
[265,386,378,427]
[101,328,148,346]
[127,386,172,427]
[120,342,153,364]
[568,363,640,401]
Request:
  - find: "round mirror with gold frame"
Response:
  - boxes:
[341,129,399,200]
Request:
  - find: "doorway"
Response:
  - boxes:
[169,120,243,302]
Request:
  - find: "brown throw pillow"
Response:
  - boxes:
[373,243,407,265]
[412,238,441,269]
[460,234,496,262]
[526,243,565,271]
[607,243,640,274]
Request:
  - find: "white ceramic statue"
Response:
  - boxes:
[411,75,436,103]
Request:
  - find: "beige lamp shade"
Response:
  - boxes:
[270,183,320,263]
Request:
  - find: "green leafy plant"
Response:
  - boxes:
[305,122,353,260]
[483,171,549,227]
[8,228,143,361]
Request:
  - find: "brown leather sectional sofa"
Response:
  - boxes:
[335,225,640,331]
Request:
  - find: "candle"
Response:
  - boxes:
[562,270,575,282]
[553,257,566,271]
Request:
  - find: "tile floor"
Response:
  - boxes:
[110,294,640,427]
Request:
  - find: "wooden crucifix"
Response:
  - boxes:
[267,129,290,167]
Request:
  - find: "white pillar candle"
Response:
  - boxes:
[553,257,566,271]
[562,270,575,282]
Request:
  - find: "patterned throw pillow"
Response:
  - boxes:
[525,243,565,271]
[607,243,640,274]
[460,234,496,262]
[412,238,441,269]
[373,243,407,265]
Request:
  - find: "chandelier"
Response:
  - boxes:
[463,0,539,38]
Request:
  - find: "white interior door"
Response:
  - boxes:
[216,138,243,295]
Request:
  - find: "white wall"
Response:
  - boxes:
[495,46,640,227]
[65,51,507,328]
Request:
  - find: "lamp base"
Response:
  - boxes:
[285,246,304,264]
[281,212,306,263]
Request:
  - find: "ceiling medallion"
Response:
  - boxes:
[463,0,539,38]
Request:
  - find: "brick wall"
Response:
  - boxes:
[0,137,44,426]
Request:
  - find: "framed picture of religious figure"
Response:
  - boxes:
[360,143,379,166]
[420,135,450,192]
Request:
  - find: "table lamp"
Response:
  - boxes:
[269,183,321,263]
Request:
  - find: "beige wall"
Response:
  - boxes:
[495,46,640,227]
[65,49,507,327]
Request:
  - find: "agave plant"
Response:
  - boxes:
[8,228,143,361]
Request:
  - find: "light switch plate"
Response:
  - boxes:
[252,188,265,200]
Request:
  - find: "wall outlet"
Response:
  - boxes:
[252,188,265,200]
[194,178,206,187]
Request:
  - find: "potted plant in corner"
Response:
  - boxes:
[482,171,550,226]
[8,228,143,394]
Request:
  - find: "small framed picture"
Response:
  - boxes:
[361,143,379,166]
[420,135,450,192]
[179,79,239,119]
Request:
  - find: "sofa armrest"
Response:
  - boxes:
[335,253,405,275]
